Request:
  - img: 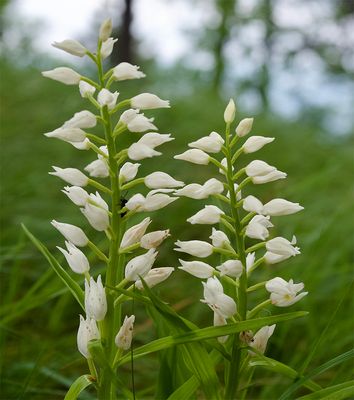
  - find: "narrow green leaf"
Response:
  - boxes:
[118,312,308,365]
[167,350,223,400]
[22,224,85,309]
[298,281,353,375]
[140,279,221,400]
[249,355,321,392]
[64,375,93,400]
[296,380,354,400]
[279,349,354,400]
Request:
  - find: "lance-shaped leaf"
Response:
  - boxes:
[22,224,85,309]
[64,375,94,400]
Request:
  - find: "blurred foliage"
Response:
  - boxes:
[0,55,353,399]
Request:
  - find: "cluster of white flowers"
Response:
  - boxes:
[174,99,307,351]
[43,19,178,359]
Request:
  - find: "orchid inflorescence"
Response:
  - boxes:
[173,98,307,395]
[38,17,308,400]
[43,19,179,397]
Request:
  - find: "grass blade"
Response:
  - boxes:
[22,224,84,309]
[297,380,354,400]
[118,311,308,365]
[64,375,93,400]
[249,355,321,392]
[279,349,354,400]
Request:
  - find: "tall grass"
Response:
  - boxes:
[0,60,353,399]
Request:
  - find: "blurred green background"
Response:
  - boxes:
[1,0,353,399]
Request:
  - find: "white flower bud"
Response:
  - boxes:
[140,230,170,249]
[112,62,146,81]
[69,138,91,150]
[77,315,100,358]
[128,143,161,161]
[44,127,86,143]
[188,131,224,153]
[187,205,224,225]
[125,248,158,281]
[119,162,140,183]
[264,251,290,264]
[243,195,263,214]
[202,277,236,318]
[63,110,97,129]
[52,39,87,57]
[266,237,300,257]
[131,93,170,109]
[214,311,228,343]
[97,88,119,110]
[135,267,174,289]
[246,252,255,272]
[236,118,253,137]
[57,241,90,274]
[245,215,273,241]
[144,172,184,189]
[85,275,107,321]
[100,37,118,59]
[120,217,151,248]
[127,114,157,132]
[217,260,243,278]
[79,81,96,98]
[174,149,210,165]
[252,170,287,184]
[224,99,236,123]
[62,186,89,206]
[84,159,109,178]
[249,325,276,354]
[262,199,304,216]
[125,193,146,211]
[143,191,177,212]
[99,18,112,41]
[137,132,174,148]
[209,228,230,248]
[174,240,213,258]
[42,67,81,85]
[266,277,308,307]
[243,136,274,153]
[115,315,135,350]
[81,203,109,231]
[245,160,276,177]
[51,220,88,247]
[49,166,89,186]
[174,178,224,200]
[178,259,214,279]
[219,157,228,175]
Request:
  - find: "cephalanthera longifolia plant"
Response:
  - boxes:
[24,17,311,400]
[172,98,309,398]
[33,18,182,399]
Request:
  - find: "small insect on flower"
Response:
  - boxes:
[120,191,128,217]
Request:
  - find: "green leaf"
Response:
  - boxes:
[167,350,223,400]
[64,375,93,400]
[297,380,354,400]
[118,311,308,365]
[22,224,84,309]
[140,279,221,400]
[279,349,354,400]
[249,355,321,392]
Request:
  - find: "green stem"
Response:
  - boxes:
[246,242,266,254]
[88,241,109,263]
[86,133,107,145]
[247,299,271,319]
[224,121,248,400]
[88,179,112,195]
[247,280,266,293]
